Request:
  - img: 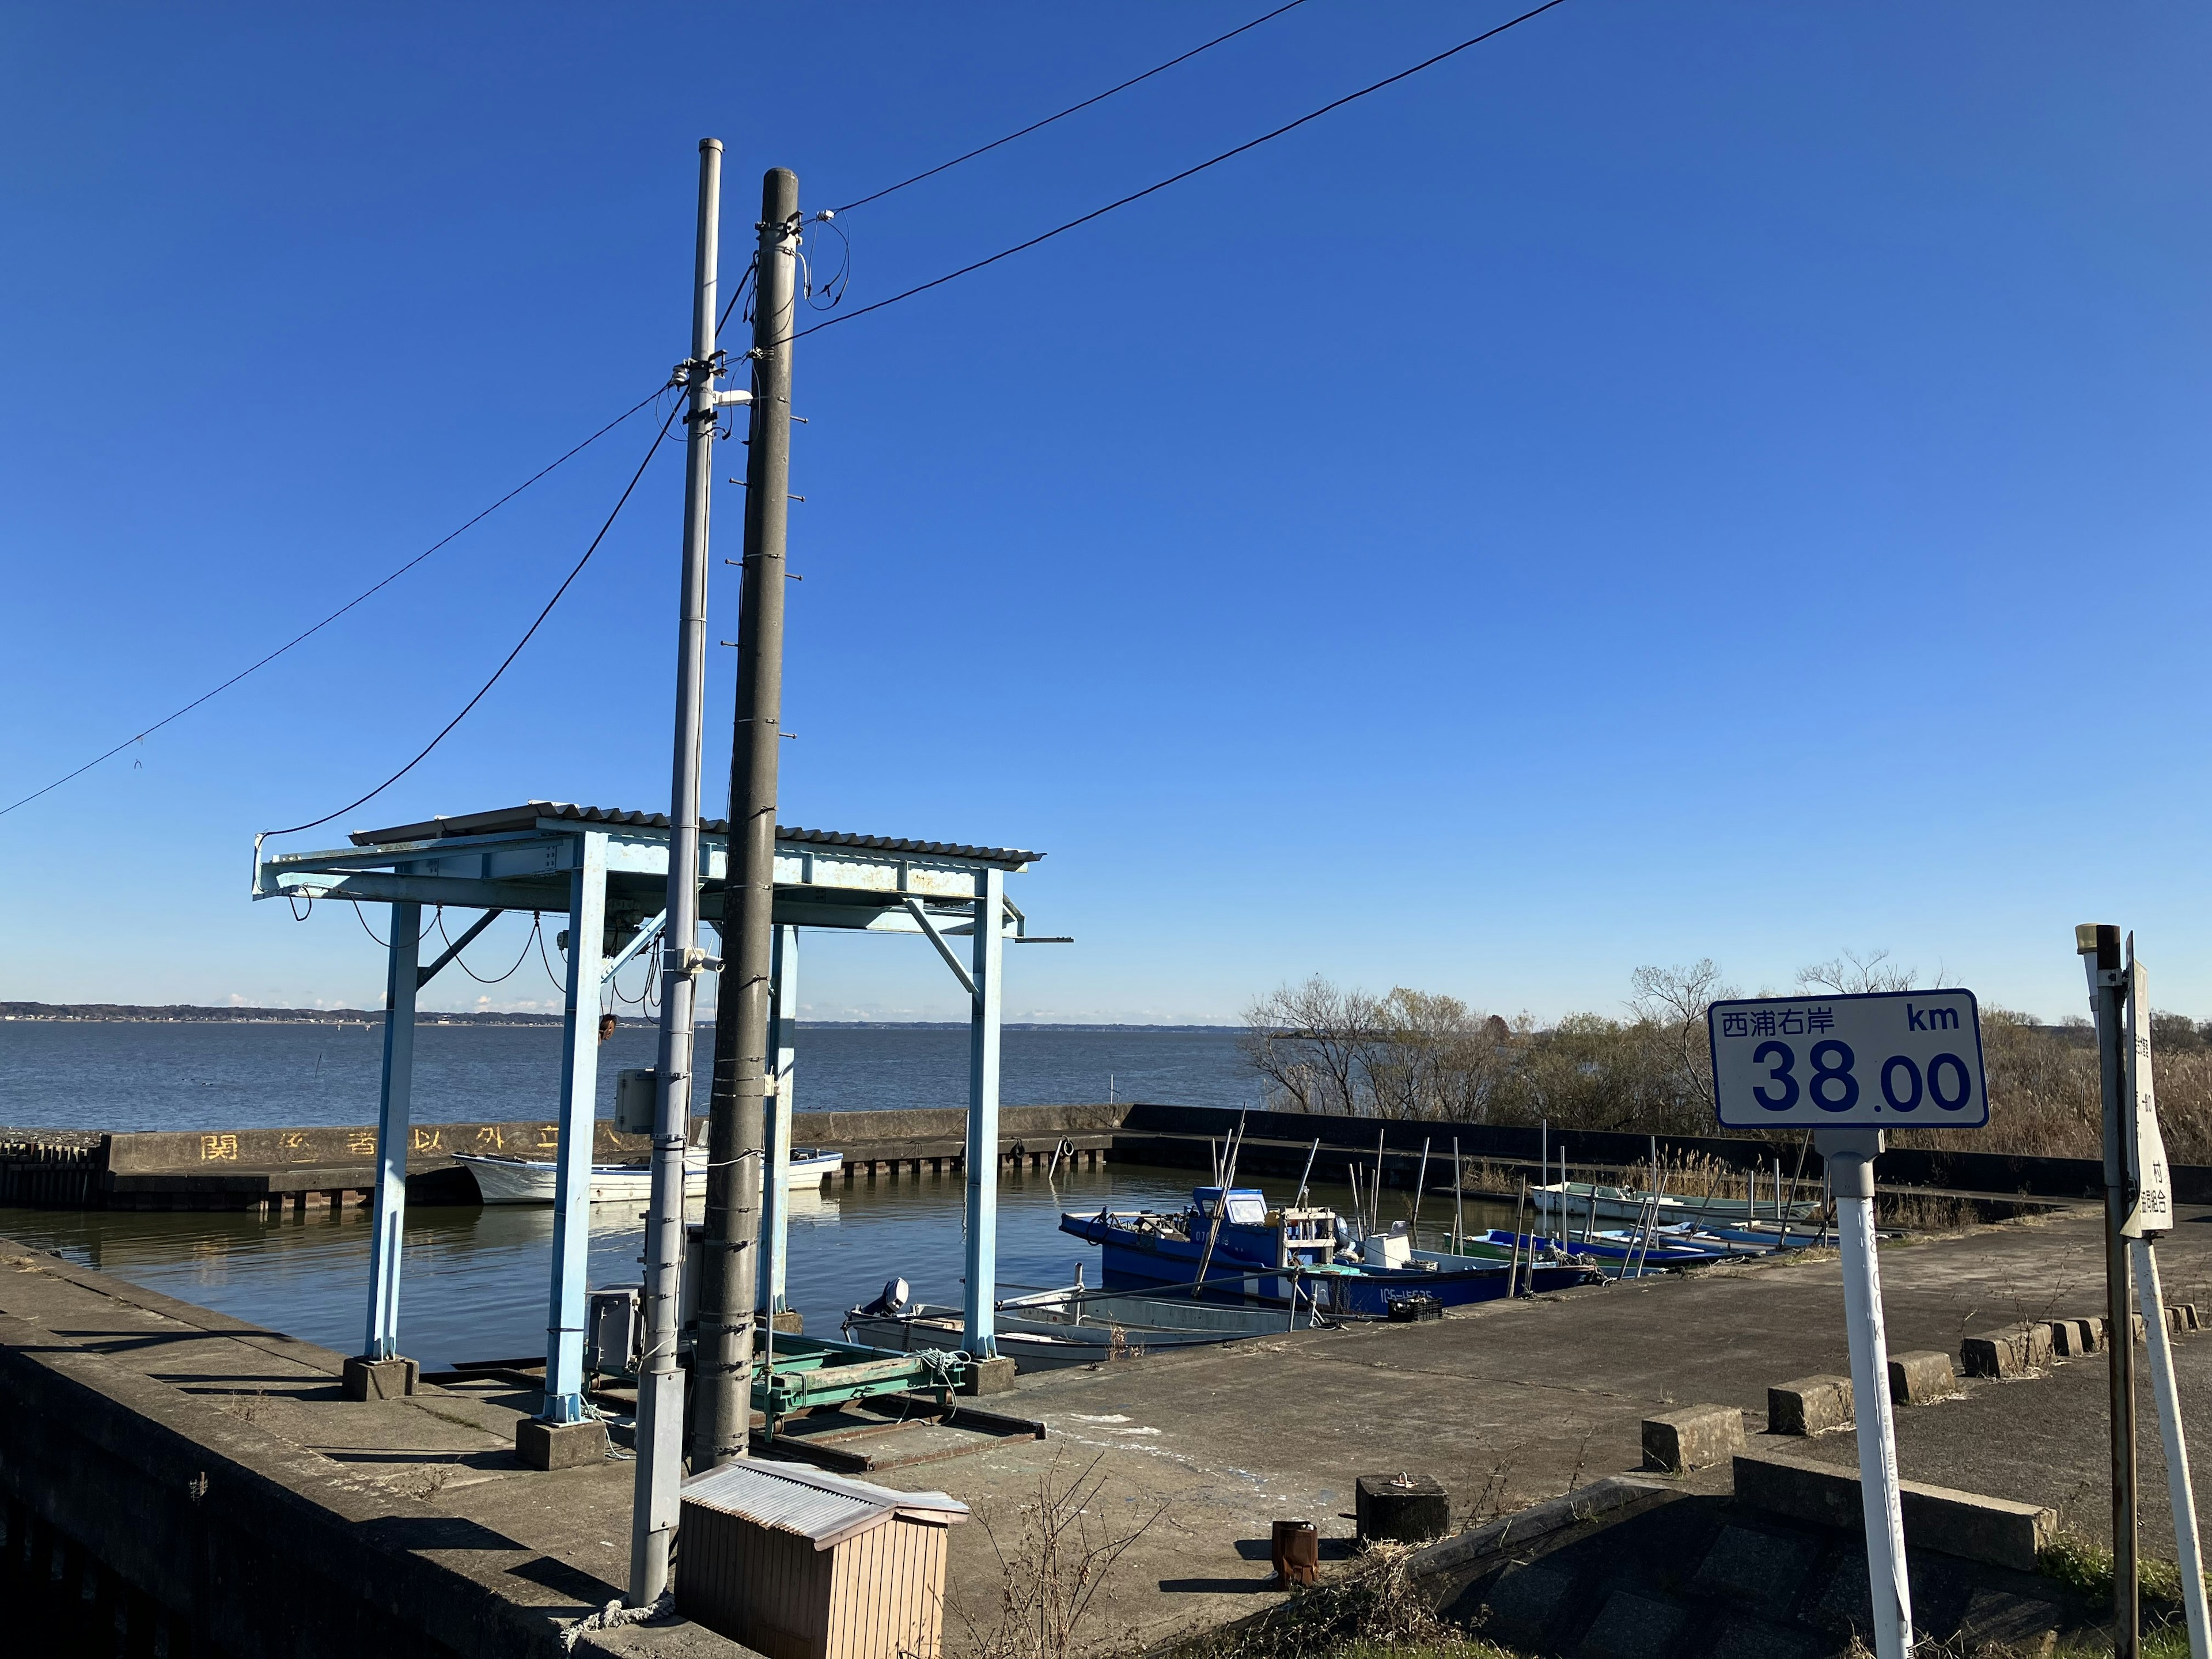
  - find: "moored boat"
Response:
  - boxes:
[1531,1180,1821,1228]
[457,1145,842,1205]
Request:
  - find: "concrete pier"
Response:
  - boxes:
[5,1203,2209,1654]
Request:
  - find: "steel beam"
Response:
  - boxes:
[542,832,607,1423]
[760,925,798,1315]
[261,869,554,913]
[365,902,421,1360]
[962,867,1005,1360]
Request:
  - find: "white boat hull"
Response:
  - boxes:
[457,1147,842,1205]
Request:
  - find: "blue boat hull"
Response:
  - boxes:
[1059,1214,1593,1314]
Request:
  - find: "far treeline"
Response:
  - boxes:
[1239,951,2210,1165]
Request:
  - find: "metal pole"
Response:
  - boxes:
[962,866,1005,1357]
[2082,922,2139,1658]
[630,137,724,1605]
[363,901,420,1360]
[2134,1240,2211,1658]
[1819,1128,1914,1659]
[762,923,798,1316]
[543,835,607,1424]
[696,166,801,1471]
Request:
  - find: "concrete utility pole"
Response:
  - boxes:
[631,138,740,1603]
[695,166,801,1471]
[2083,922,2140,1659]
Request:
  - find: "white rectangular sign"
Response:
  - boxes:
[2124,958,2173,1238]
[1708,988,1987,1130]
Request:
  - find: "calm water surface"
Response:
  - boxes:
[0,1021,1256,1131]
[0,1164,1516,1372]
[0,1020,1381,1368]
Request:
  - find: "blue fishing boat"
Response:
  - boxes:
[1469,1227,1732,1271]
[1059,1186,1598,1316]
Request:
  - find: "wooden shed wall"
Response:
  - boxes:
[677,1505,834,1659]
[825,1514,953,1659]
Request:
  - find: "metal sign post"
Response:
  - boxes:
[2112,937,2209,1659]
[1710,987,1991,1659]
[2082,924,2141,1658]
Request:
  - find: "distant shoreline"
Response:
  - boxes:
[0,1002,1238,1033]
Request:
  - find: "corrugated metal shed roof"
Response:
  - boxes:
[681,1458,968,1550]
[346,801,1042,867]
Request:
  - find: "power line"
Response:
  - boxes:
[261,401,681,841]
[801,0,1571,342]
[0,388,671,822]
[832,0,1314,214]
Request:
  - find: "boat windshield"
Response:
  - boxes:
[1194,1187,1268,1225]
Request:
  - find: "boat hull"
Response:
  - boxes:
[458,1147,842,1205]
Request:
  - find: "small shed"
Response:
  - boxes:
[677,1459,969,1659]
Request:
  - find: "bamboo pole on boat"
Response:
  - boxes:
[1191,1113,1247,1297]
[1293,1137,1320,1211]
[1348,1165,1363,1244]
[1509,1177,1528,1296]
[1777,1132,1810,1251]
[1410,1138,1431,1243]
[1372,1127,1387,1238]
[1452,1138,1464,1256]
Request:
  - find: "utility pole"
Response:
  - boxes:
[628,137,740,1604]
[695,166,800,1472]
[2082,922,2139,1659]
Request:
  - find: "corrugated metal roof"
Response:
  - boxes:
[346,801,1042,867]
[681,1458,968,1550]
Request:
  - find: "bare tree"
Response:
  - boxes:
[1239,978,1383,1114]
[1627,959,1736,1110]
[1796,948,1918,995]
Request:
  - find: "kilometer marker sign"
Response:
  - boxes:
[1707,988,1988,1130]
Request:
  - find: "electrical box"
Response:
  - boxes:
[616,1067,658,1136]
[587,1285,642,1378]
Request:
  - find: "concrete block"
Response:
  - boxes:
[1887,1350,1957,1405]
[1734,1451,2056,1571]
[1704,1618,1823,1659]
[2048,1318,2099,1358]
[959,1355,1017,1396]
[340,1355,417,1400]
[1482,1563,1577,1649]
[1580,1590,1688,1659]
[1767,1375,1853,1435]
[1960,1323,2052,1378]
[1642,1404,1745,1472]
[1956,1586,2063,1657]
[2168,1303,2200,1336]
[514,1416,608,1471]
[764,1309,803,1335]
[1355,1473,1450,1544]
[1690,1524,1819,1611]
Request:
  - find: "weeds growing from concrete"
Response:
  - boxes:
[953,1455,1166,1659]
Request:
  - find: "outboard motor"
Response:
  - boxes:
[1332,1215,1355,1253]
[858,1277,910,1317]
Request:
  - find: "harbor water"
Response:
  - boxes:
[0,1020,1528,1369]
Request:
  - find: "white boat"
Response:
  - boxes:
[457,1145,843,1205]
[843,1280,1312,1373]
[1531,1180,1820,1228]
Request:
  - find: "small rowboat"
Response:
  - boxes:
[456,1145,842,1205]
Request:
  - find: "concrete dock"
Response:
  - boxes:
[5,1202,2208,1655]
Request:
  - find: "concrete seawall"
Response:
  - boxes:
[1,1100,2180,1212]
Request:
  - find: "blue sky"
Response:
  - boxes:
[3,3,2209,1025]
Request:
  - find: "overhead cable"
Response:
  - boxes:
[801,0,1570,342]
[260,401,681,840]
[0,389,670,822]
[832,0,1314,214]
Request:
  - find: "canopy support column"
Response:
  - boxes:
[363,902,420,1362]
[541,832,607,1424]
[760,923,798,1317]
[961,868,1004,1361]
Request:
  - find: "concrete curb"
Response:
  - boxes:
[1734,1450,2056,1572]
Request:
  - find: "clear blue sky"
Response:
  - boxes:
[4,3,2209,1025]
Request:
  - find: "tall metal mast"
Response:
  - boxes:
[630,137,740,1603]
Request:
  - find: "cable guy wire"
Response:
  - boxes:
[802,0,1570,342]
[261,401,681,842]
[0,389,668,823]
[834,0,1314,214]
